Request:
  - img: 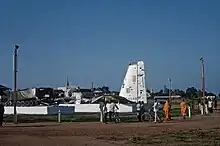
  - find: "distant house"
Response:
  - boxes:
[75,88,93,99]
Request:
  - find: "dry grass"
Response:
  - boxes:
[123,128,220,145]
[1,115,220,146]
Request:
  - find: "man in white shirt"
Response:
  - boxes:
[112,102,119,113]
[204,98,208,114]
[108,100,119,122]
[208,98,213,113]
[153,99,160,123]
[198,98,204,115]
[99,100,106,123]
[103,101,108,124]
[105,101,111,122]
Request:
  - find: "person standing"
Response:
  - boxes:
[198,98,204,115]
[208,98,213,114]
[180,99,187,119]
[214,97,217,110]
[153,99,159,123]
[0,102,5,127]
[140,101,145,121]
[99,99,106,123]
[163,100,171,121]
[204,98,208,114]
[168,100,172,120]
[136,101,141,122]
[105,100,111,123]
[103,101,108,124]
[112,101,119,123]
[108,100,114,122]
[112,101,119,113]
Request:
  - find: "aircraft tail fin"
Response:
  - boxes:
[119,61,148,103]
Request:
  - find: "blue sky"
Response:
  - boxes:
[0,0,219,93]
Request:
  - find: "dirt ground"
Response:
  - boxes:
[1,115,220,146]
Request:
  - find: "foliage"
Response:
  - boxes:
[153,86,217,99]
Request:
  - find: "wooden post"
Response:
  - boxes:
[200,57,205,98]
[13,44,19,124]
[58,109,61,123]
[188,106,191,119]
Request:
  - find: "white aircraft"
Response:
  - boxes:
[91,61,152,105]
[119,61,150,104]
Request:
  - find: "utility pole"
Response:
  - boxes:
[13,44,19,124]
[200,57,205,98]
[168,78,172,100]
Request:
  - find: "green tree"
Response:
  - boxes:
[173,89,186,97]
[206,92,216,96]
[185,87,198,99]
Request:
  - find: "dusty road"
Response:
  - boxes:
[0,115,220,146]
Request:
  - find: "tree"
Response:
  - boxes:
[101,86,111,93]
[172,89,186,97]
[196,89,202,98]
[206,92,216,96]
[163,85,169,95]
[185,87,198,99]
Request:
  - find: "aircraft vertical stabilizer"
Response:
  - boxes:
[119,61,147,103]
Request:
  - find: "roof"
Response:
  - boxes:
[91,94,135,104]
[0,84,11,90]
[155,95,181,99]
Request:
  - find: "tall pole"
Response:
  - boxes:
[13,44,19,124]
[200,57,205,98]
[168,78,171,100]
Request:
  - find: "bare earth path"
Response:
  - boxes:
[1,115,220,146]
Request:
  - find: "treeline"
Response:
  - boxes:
[148,86,218,99]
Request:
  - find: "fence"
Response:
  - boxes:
[3,102,201,123]
[4,104,133,115]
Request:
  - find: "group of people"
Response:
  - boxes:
[163,99,188,121]
[100,97,216,124]
[136,101,145,121]
[136,98,188,123]
[198,97,217,115]
[99,99,119,123]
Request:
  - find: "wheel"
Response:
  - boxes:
[141,113,153,122]
[113,113,120,123]
[29,101,34,106]
[115,117,120,123]
[25,101,30,106]
[17,101,21,107]
[20,101,25,107]
[157,111,165,123]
